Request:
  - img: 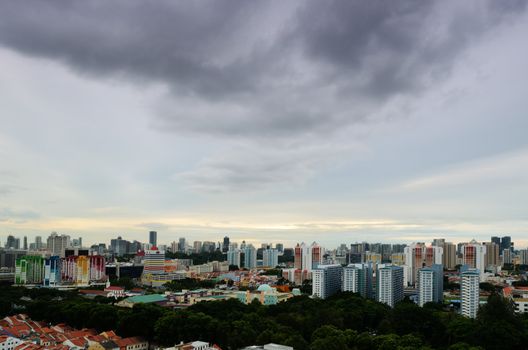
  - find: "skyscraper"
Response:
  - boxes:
[312,264,343,299]
[376,265,404,308]
[222,236,230,253]
[227,249,241,268]
[35,236,43,250]
[178,237,186,252]
[149,231,157,246]
[193,241,202,253]
[460,270,480,318]
[23,236,28,250]
[501,236,512,254]
[404,243,442,286]
[243,244,257,269]
[417,264,443,307]
[5,235,16,249]
[262,248,279,268]
[47,232,71,257]
[483,242,499,267]
[462,240,486,280]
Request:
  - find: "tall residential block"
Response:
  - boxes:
[244,245,257,269]
[262,248,279,268]
[460,270,480,318]
[312,264,343,299]
[417,264,443,307]
[47,232,71,257]
[227,249,241,268]
[15,256,45,285]
[376,265,404,308]
[462,240,486,280]
[343,263,373,299]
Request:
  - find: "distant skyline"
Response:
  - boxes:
[1,1,528,248]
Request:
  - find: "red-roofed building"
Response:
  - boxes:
[115,337,148,350]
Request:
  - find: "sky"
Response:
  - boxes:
[1,1,528,248]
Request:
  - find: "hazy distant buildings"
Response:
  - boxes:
[244,244,257,269]
[227,248,241,267]
[47,232,71,257]
[193,241,202,253]
[262,248,279,268]
[149,231,157,247]
[222,236,230,253]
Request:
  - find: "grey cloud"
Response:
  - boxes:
[136,222,171,231]
[0,208,40,223]
[0,1,524,138]
[174,143,350,193]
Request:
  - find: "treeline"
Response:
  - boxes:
[1,287,527,350]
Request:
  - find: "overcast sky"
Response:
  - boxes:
[1,1,528,248]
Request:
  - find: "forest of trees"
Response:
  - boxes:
[1,286,527,350]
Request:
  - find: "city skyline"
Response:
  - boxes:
[1,232,525,251]
[1,1,528,247]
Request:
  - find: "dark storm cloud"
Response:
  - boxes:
[0,1,524,138]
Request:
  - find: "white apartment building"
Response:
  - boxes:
[460,270,480,318]
[312,264,343,299]
[376,265,404,308]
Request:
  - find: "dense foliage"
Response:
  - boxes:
[1,287,527,350]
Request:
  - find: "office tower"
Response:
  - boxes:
[35,236,43,249]
[178,237,186,253]
[15,256,45,285]
[227,249,241,267]
[381,244,392,262]
[462,240,486,279]
[23,236,28,250]
[142,246,165,276]
[5,235,16,249]
[343,263,373,299]
[193,241,202,253]
[483,242,499,267]
[392,244,406,254]
[376,265,404,308]
[170,241,178,253]
[502,249,512,266]
[47,232,71,257]
[14,238,20,249]
[418,264,443,307]
[443,242,457,270]
[520,249,528,265]
[244,245,257,269]
[404,243,442,286]
[460,270,480,318]
[78,237,82,248]
[312,264,343,299]
[44,256,61,287]
[370,243,381,254]
[149,231,157,246]
[202,241,216,253]
[432,238,445,247]
[110,236,129,257]
[491,236,501,246]
[276,243,284,253]
[501,236,512,254]
[263,248,279,268]
[222,236,230,253]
